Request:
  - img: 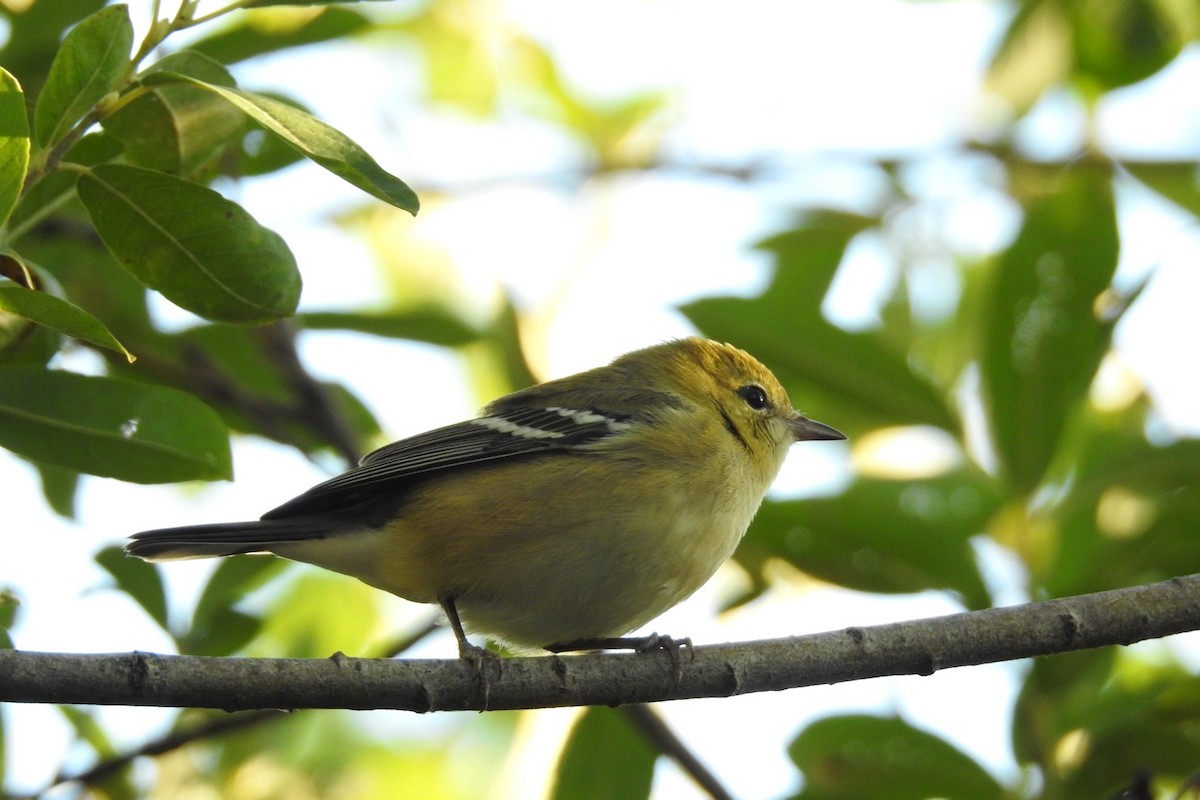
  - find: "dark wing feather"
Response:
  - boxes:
[262,406,634,520]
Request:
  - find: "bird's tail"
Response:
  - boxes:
[125,519,328,561]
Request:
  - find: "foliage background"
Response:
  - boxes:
[2,0,1200,798]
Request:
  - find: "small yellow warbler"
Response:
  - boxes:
[127,338,844,655]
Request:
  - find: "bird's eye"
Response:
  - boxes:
[737,384,769,410]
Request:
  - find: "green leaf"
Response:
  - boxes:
[0,589,18,650]
[77,164,301,324]
[102,51,244,177]
[0,68,30,228]
[33,4,132,148]
[34,459,79,518]
[180,550,287,655]
[0,367,231,483]
[1124,162,1200,218]
[979,171,1119,492]
[789,715,1004,800]
[741,471,996,609]
[141,72,419,214]
[0,281,133,361]
[683,211,958,434]
[552,707,656,800]
[1068,0,1186,90]
[298,306,483,347]
[190,6,371,66]
[0,1,107,98]
[95,545,169,630]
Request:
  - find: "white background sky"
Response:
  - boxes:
[4,0,1200,797]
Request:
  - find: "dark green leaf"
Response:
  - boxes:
[34,459,79,519]
[0,367,231,483]
[980,171,1119,492]
[95,545,169,630]
[1124,162,1200,218]
[102,52,244,177]
[0,281,133,360]
[298,306,483,347]
[1069,0,1185,90]
[683,211,957,434]
[180,606,264,657]
[789,715,1004,800]
[77,164,301,324]
[141,72,419,214]
[190,6,371,65]
[191,556,286,644]
[552,707,656,800]
[741,471,996,609]
[33,5,132,148]
[0,67,29,228]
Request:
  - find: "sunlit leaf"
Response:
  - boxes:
[191,6,371,66]
[0,68,29,228]
[33,4,132,148]
[0,281,133,361]
[141,72,419,214]
[0,367,231,483]
[77,164,301,324]
[103,51,244,177]
[298,307,482,347]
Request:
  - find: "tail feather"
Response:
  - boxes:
[126,520,327,562]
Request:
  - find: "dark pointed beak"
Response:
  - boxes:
[789,414,846,442]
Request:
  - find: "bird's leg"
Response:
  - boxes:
[545,633,694,682]
[440,597,501,707]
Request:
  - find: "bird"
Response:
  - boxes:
[127,338,845,657]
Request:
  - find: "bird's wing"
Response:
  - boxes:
[261,404,637,520]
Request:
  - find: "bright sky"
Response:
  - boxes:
[4,1,1200,797]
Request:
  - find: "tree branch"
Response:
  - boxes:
[3,575,1198,712]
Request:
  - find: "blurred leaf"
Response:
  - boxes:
[404,6,498,115]
[141,72,420,214]
[552,707,656,800]
[980,170,1118,493]
[191,7,372,65]
[0,281,134,361]
[102,51,245,178]
[683,211,958,434]
[983,1,1071,115]
[0,68,29,228]
[180,606,264,657]
[298,306,483,347]
[1068,0,1187,91]
[33,5,132,148]
[95,545,169,630]
[1017,651,1200,799]
[1124,162,1200,218]
[789,714,1004,800]
[77,164,301,324]
[1035,403,1200,597]
[740,471,997,609]
[0,589,18,650]
[34,459,79,519]
[253,571,381,657]
[0,367,231,483]
[190,555,287,647]
[0,1,107,97]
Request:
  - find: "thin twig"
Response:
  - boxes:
[621,705,735,800]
